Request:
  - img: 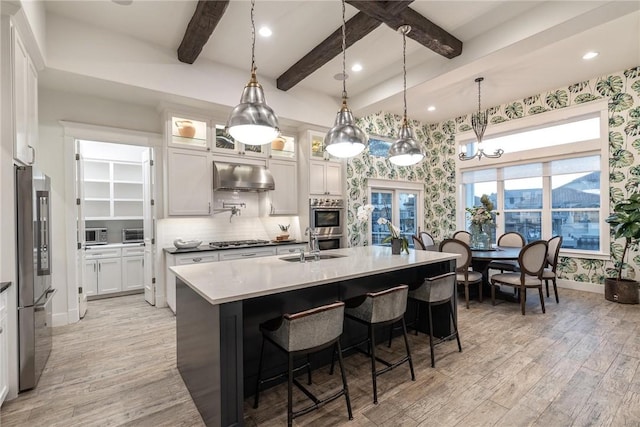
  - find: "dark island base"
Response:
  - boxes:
[177,259,455,427]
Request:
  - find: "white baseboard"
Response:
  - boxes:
[52,309,77,327]
[557,279,604,294]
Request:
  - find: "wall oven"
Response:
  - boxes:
[309,198,344,249]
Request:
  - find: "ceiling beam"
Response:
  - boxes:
[277,12,382,91]
[178,0,230,64]
[347,0,462,58]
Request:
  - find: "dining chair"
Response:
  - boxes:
[452,230,471,246]
[488,232,526,273]
[439,239,483,309]
[490,240,548,315]
[412,235,426,250]
[419,231,435,247]
[543,235,563,303]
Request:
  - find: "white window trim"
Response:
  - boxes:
[456,99,609,259]
[367,179,424,245]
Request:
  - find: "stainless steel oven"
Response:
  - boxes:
[309,198,344,249]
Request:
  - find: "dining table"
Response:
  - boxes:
[470,246,522,297]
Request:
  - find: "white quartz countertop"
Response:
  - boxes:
[170,246,459,305]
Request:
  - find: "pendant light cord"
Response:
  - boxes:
[250,0,256,73]
[477,78,482,115]
[341,0,347,99]
[402,28,407,121]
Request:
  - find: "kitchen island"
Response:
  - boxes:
[171,246,458,427]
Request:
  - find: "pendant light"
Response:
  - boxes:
[324,0,368,158]
[388,25,424,167]
[226,0,279,146]
[458,77,504,161]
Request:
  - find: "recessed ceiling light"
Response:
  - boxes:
[351,63,363,72]
[334,72,348,81]
[427,106,436,112]
[259,27,272,37]
[582,51,599,60]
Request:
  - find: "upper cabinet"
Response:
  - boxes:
[308,130,340,162]
[167,113,209,151]
[268,159,297,215]
[211,125,268,158]
[2,19,38,165]
[166,148,212,216]
[269,135,296,161]
[309,160,343,196]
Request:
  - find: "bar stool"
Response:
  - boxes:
[409,272,462,367]
[254,301,353,427]
[332,285,415,404]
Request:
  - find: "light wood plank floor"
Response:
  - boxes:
[2,288,639,426]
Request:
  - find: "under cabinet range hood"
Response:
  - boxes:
[213,161,275,192]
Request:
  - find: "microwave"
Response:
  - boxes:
[86,228,108,245]
[122,228,144,243]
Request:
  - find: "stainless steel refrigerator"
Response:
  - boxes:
[16,165,55,392]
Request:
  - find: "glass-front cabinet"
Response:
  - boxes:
[308,130,338,161]
[212,125,268,158]
[168,114,209,151]
[269,134,296,160]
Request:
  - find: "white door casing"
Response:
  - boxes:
[142,148,155,305]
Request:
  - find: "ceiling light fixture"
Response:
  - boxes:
[324,0,368,159]
[351,63,363,72]
[427,106,436,112]
[582,51,599,60]
[226,0,279,146]
[458,77,503,161]
[387,25,424,167]
[258,26,272,37]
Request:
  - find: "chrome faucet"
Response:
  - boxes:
[305,227,320,260]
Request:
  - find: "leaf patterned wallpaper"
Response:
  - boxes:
[349,66,640,288]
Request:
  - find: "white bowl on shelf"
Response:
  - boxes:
[173,239,202,249]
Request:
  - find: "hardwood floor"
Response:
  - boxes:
[2,289,639,426]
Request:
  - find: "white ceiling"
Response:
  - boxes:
[41,0,640,125]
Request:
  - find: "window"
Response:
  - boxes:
[458,102,608,256]
[368,180,423,248]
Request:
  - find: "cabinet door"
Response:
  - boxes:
[122,256,144,291]
[219,247,276,261]
[0,292,8,404]
[269,160,297,215]
[325,163,343,196]
[83,259,98,296]
[166,252,219,314]
[97,258,122,294]
[12,29,30,165]
[309,161,327,195]
[26,59,37,161]
[167,148,212,216]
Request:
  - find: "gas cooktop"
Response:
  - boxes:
[208,239,270,248]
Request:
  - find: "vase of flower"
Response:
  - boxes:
[471,224,491,250]
[391,238,402,255]
[466,194,498,250]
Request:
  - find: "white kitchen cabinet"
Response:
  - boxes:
[84,247,123,296]
[165,252,220,314]
[5,21,37,165]
[268,159,298,215]
[212,125,268,158]
[309,160,343,196]
[122,246,145,291]
[275,244,308,255]
[0,286,9,406]
[83,159,143,219]
[218,247,276,261]
[167,113,210,151]
[167,148,212,216]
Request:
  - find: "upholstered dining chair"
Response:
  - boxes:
[488,232,526,273]
[543,235,563,303]
[419,231,435,247]
[412,235,426,250]
[439,239,483,309]
[490,240,548,315]
[452,230,471,246]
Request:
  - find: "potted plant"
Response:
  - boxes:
[604,193,640,304]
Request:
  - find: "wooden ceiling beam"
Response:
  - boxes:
[347,0,462,58]
[276,12,382,91]
[178,0,230,64]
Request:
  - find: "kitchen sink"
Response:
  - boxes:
[280,253,347,262]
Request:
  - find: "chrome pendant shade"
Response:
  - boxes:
[226,0,279,146]
[324,0,368,158]
[458,77,503,161]
[388,25,424,166]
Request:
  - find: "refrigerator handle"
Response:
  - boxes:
[35,288,57,310]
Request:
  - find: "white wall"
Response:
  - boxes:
[38,87,161,325]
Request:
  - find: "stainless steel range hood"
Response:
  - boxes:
[213,161,275,192]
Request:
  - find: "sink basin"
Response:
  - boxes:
[280,254,346,262]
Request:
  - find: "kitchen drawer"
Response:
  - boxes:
[276,244,308,255]
[0,289,6,316]
[219,247,276,261]
[122,246,145,257]
[85,247,122,259]
[175,253,219,265]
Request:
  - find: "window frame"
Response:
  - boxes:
[456,100,610,259]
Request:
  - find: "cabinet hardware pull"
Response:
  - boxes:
[98,263,101,272]
[29,145,36,164]
[242,253,256,257]
[193,257,202,262]
[0,327,3,334]
[94,264,96,272]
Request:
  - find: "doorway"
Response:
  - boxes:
[75,140,156,318]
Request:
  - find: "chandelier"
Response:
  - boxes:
[458,77,503,161]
